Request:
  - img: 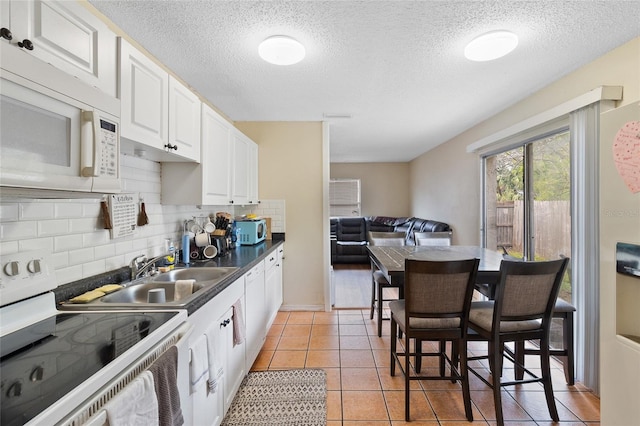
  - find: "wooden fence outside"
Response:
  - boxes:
[496,200,571,260]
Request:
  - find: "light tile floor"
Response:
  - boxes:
[251,309,600,425]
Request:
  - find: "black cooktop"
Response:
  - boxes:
[0,310,177,426]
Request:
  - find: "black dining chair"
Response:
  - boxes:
[390,258,479,421]
[467,257,569,426]
[500,253,576,385]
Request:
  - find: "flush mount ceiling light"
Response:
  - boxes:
[258,35,305,65]
[464,30,519,61]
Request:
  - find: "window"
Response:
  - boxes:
[330,179,361,217]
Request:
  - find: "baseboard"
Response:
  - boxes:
[279,304,325,312]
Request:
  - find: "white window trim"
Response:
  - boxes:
[467,86,622,154]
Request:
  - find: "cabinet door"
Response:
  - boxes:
[169,76,201,162]
[119,37,168,149]
[201,104,232,204]
[219,305,246,412]
[189,335,224,426]
[244,263,266,370]
[6,0,118,97]
[264,256,279,332]
[231,131,249,204]
[247,140,259,204]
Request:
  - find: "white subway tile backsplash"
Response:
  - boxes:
[105,255,126,271]
[2,221,37,240]
[52,251,69,269]
[0,156,284,286]
[20,202,54,220]
[38,219,69,237]
[18,237,54,252]
[94,243,116,260]
[54,202,84,218]
[68,247,95,266]
[69,217,101,233]
[55,234,84,252]
[0,203,19,222]
[82,231,109,248]
[83,259,106,278]
[115,240,134,254]
[0,240,19,255]
[54,264,83,285]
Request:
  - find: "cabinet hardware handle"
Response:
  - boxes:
[164,143,178,151]
[1,28,13,41]
[6,382,21,398]
[229,200,234,204]
[18,39,34,50]
[220,318,231,327]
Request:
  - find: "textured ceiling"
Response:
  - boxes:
[89,1,640,163]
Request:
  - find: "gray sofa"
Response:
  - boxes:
[330,216,451,264]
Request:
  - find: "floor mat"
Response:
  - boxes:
[221,369,326,426]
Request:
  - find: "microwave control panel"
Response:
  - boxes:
[98,119,118,178]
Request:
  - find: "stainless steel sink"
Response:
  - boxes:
[61,266,240,309]
[150,267,239,283]
[98,282,202,304]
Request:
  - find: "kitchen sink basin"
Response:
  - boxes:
[61,266,240,309]
[150,267,239,283]
[98,282,204,304]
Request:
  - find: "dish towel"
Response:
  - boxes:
[148,345,184,426]
[104,371,158,426]
[174,279,194,301]
[189,334,209,394]
[232,298,246,346]
[204,326,224,394]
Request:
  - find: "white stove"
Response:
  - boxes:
[0,250,190,426]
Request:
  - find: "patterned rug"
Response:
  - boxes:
[221,369,326,426]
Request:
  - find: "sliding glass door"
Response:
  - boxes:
[483,129,571,347]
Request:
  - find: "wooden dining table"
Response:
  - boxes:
[367,245,505,295]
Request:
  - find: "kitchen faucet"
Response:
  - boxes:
[129,253,170,281]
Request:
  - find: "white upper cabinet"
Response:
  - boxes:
[169,76,201,161]
[118,38,199,162]
[230,130,259,205]
[231,131,250,205]
[1,0,118,97]
[119,37,168,150]
[201,104,232,204]
[162,104,232,205]
[247,140,259,204]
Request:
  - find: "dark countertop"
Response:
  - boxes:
[54,239,284,316]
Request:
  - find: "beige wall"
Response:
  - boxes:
[410,37,640,422]
[330,162,410,217]
[235,122,326,310]
[599,101,640,424]
[410,37,640,244]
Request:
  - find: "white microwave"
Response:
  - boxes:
[0,47,121,194]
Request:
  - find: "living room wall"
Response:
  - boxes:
[331,162,410,217]
[236,121,326,311]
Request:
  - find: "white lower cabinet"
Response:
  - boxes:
[187,277,245,426]
[243,262,266,371]
[264,253,279,332]
[186,245,284,425]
